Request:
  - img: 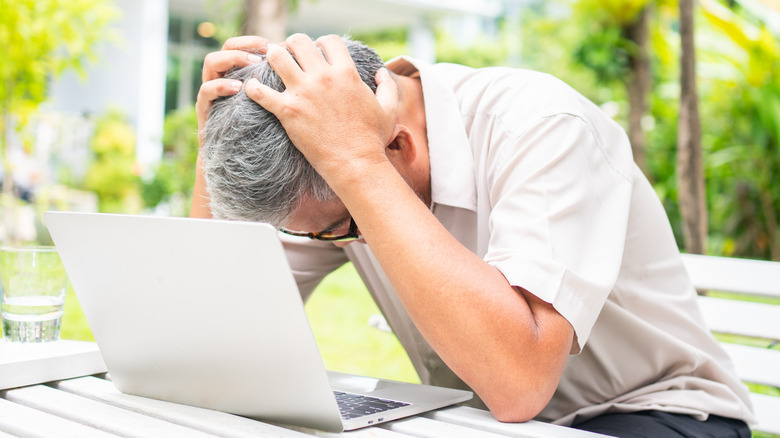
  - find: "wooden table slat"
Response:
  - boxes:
[342,427,416,437]
[0,374,610,437]
[4,384,219,438]
[0,397,119,438]
[383,416,511,438]
[53,376,319,438]
[428,406,606,438]
[0,340,106,391]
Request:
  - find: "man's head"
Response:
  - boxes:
[202,38,386,228]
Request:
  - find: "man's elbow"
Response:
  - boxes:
[482,386,555,424]
[492,407,538,424]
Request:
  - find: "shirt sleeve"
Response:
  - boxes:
[483,113,634,354]
[280,233,349,300]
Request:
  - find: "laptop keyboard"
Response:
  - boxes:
[333,391,410,419]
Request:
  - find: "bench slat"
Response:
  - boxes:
[681,254,780,298]
[682,255,780,436]
[751,392,780,435]
[720,343,780,388]
[698,296,780,341]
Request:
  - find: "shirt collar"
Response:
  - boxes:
[386,56,477,212]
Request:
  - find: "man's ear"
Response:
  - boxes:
[385,124,417,167]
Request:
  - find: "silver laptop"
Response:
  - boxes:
[45,211,472,432]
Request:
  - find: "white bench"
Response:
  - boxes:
[682,253,780,436]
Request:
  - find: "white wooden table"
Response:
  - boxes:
[0,341,608,438]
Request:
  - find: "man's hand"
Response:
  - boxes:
[243,34,399,183]
[196,36,272,145]
[191,36,273,218]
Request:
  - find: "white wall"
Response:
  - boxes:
[48,0,169,166]
[288,0,504,63]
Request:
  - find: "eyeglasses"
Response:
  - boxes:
[280,218,360,242]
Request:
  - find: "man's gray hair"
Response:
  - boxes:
[202,38,385,227]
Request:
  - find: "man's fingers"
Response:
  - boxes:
[245,77,284,114]
[222,35,272,51]
[196,78,243,132]
[316,34,354,67]
[265,44,304,86]
[202,50,263,82]
[286,33,328,72]
[197,78,243,109]
[375,68,399,121]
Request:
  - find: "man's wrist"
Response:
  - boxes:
[317,152,395,195]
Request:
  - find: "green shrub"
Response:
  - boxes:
[141,105,199,216]
[82,111,141,213]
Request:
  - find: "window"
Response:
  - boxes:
[165,15,222,114]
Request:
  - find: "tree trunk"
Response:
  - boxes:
[677,0,708,254]
[243,0,288,43]
[626,6,652,180]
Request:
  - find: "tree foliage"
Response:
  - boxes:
[82,111,141,214]
[520,0,779,260]
[697,0,780,259]
[569,0,652,83]
[572,0,650,24]
[0,0,118,144]
[141,106,200,217]
[573,26,636,83]
[0,0,117,243]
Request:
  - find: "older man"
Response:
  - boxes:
[191,34,753,437]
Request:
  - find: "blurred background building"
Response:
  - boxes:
[48,0,508,169]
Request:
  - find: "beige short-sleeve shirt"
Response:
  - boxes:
[282,57,755,426]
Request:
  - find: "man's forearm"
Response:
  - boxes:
[331,158,573,422]
[190,152,212,219]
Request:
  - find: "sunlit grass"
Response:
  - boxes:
[305,263,419,383]
[61,283,93,341]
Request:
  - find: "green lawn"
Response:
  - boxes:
[58,262,419,384]
[60,283,94,341]
[305,263,419,383]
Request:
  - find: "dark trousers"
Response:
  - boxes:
[572,410,751,438]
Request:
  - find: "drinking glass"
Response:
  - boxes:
[0,247,68,343]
